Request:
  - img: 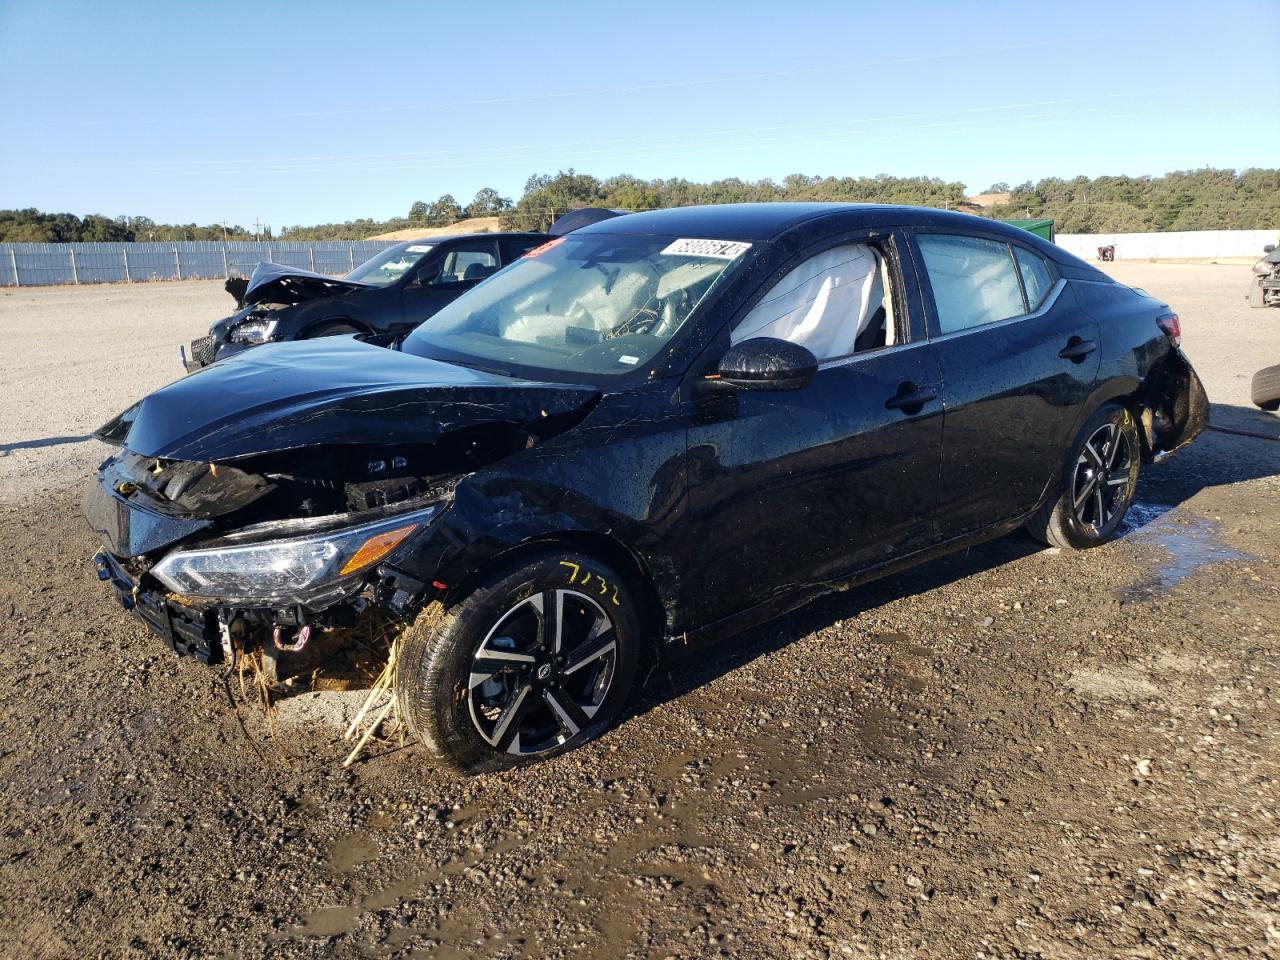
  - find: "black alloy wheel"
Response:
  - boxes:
[396,548,641,774]
[1026,403,1141,550]
[1069,421,1134,533]
[467,589,618,756]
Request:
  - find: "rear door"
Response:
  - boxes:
[908,231,1100,539]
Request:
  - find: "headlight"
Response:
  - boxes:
[228,319,279,344]
[150,505,439,604]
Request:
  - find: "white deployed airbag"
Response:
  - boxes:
[732,244,883,361]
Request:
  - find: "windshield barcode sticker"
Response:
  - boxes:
[661,238,752,260]
[406,244,433,253]
[618,355,640,365]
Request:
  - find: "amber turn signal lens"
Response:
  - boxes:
[338,524,418,576]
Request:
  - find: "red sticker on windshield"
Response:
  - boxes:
[521,237,566,259]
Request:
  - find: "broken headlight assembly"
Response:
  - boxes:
[227,319,280,344]
[150,504,440,605]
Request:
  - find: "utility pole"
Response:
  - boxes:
[253,217,263,242]
[221,220,229,242]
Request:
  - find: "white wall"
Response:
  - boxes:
[1055,229,1278,261]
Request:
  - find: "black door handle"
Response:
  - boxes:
[885,383,937,412]
[1059,337,1097,362]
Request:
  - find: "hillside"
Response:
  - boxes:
[368,216,500,241]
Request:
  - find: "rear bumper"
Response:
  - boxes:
[93,550,221,663]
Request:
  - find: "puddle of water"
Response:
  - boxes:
[326,831,379,873]
[295,904,362,938]
[1119,503,1249,601]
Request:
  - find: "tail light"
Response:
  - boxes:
[1157,314,1181,347]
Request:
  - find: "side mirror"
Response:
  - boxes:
[717,337,817,391]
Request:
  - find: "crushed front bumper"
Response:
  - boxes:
[183,334,217,372]
[94,550,222,663]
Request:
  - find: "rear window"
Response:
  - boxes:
[1014,247,1054,311]
[917,234,1025,334]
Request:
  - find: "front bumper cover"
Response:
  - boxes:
[94,550,221,662]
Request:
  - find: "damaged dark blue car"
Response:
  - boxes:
[84,204,1207,773]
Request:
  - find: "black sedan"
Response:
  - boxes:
[85,203,1207,774]
[182,232,547,371]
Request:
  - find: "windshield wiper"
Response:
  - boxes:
[443,357,514,377]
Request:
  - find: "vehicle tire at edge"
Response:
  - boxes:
[307,320,361,338]
[1025,403,1141,550]
[395,547,642,775]
[1252,363,1280,412]
[1247,278,1266,309]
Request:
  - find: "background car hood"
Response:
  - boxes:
[97,337,601,462]
[238,261,373,306]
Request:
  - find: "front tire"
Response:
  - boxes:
[1026,404,1141,550]
[396,548,642,774]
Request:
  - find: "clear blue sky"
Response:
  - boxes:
[1,0,1276,229]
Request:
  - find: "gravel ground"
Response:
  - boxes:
[0,264,1278,959]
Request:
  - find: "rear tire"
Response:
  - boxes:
[1252,364,1280,412]
[1247,279,1266,309]
[1026,404,1141,550]
[395,548,642,774]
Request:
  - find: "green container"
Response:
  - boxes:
[1004,219,1055,243]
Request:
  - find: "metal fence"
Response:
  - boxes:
[0,241,397,287]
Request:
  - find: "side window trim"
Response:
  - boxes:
[1010,242,1058,313]
[928,279,1066,343]
[1008,244,1031,315]
[907,227,1061,340]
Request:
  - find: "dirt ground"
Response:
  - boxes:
[0,263,1277,960]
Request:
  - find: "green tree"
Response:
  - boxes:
[427,194,463,225]
[465,187,512,217]
[408,200,428,221]
[502,170,604,231]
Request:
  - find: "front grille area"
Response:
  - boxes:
[189,334,216,366]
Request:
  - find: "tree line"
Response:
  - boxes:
[980,168,1280,233]
[0,210,264,243]
[3,168,1276,243]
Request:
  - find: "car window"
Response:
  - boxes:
[402,233,750,379]
[732,242,893,361]
[500,237,546,264]
[917,234,1025,334]
[344,244,434,286]
[1013,246,1054,311]
[434,241,499,284]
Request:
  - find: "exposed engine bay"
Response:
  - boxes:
[85,336,602,684]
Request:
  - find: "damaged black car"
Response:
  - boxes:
[183,232,547,371]
[85,203,1208,774]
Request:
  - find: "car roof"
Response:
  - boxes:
[571,202,1032,243]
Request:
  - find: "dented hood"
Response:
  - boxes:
[97,337,601,462]
[237,261,372,306]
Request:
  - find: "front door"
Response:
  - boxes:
[678,232,945,630]
[401,238,500,330]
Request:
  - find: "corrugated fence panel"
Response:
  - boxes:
[0,241,395,286]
